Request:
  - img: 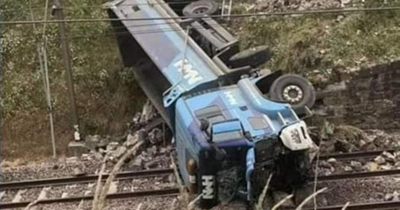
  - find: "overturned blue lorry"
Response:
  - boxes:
[105,0,317,208]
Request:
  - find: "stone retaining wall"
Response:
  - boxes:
[311,60,400,130]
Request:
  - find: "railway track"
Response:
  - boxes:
[0,168,173,190]
[0,188,179,209]
[298,200,400,210]
[308,150,400,210]
[2,151,399,209]
[0,168,176,209]
[313,169,400,182]
[320,149,396,161]
[315,150,400,181]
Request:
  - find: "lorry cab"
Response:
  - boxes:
[174,75,315,207]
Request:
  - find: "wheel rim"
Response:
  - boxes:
[192,6,210,14]
[282,85,303,104]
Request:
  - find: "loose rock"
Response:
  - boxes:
[92,151,103,160]
[145,156,163,169]
[98,136,111,148]
[344,166,353,172]
[111,146,127,159]
[99,148,107,155]
[81,154,90,160]
[361,143,377,151]
[394,151,400,160]
[148,128,163,144]
[85,135,101,151]
[385,193,394,201]
[159,146,171,154]
[107,142,120,151]
[358,140,367,148]
[380,165,392,171]
[131,155,144,169]
[66,157,79,164]
[126,133,138,147]
[393,191,399,201]
[319,161,332,169]
[327,158,337,164]
[362,162,378,172]
[374,156,386,165]
[382,151,396,162]
[335,140,355,153]
[350,161,362,171]
[73,168,86,176]
[147,146,158,157]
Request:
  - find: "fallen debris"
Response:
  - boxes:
[313,122,400,155]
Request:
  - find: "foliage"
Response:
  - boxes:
[235,1,400,76]
[1,0,145,159]
[2,0,400,160]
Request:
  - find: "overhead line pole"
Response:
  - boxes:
[29,0,57,158]
[52,0,80,141]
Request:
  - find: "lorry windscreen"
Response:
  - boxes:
[211,120,244,143]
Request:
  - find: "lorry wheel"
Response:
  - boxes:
[269,74,316,112]
[183,0,219,16]
[228,45,273,68]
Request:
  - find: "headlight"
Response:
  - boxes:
[279,121,314,151]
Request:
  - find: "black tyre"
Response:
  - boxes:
[228,45,273,68]
[182,0,219,16]
[269,74,316,112]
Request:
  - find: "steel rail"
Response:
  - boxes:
[0,188,179,209]
[0,168,173,190]
[319,150,395,161]
[300,200,400,210]
[313,169,400,182]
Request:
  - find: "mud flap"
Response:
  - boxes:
[199,149,219,208]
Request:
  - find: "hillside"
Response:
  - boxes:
[1,0,400,161]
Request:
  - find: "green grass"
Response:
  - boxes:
[234,4,400,81]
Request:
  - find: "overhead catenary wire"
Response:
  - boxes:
[50,6,380,40]
[0,18,239,43]
[1,6,400,25]
[41,14,381,41]
[62,21,235,40]
[10,2,400,42]
[0,1,214,13]
[29,15,241,40]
